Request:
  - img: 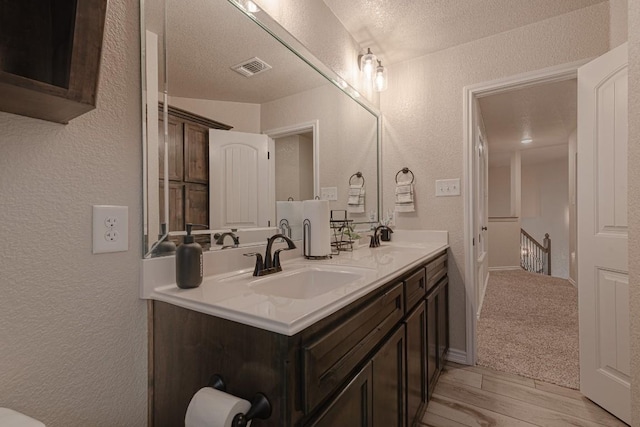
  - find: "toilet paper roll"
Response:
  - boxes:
[302,200,331,257]
[185,387,251,427]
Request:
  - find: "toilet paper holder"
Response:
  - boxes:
[208,374,272,427]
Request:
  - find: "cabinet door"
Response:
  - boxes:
[405,302,426,426]
[426,290,438,399]
[158,114,184,181]
[185,183,208,226]
[437,279,449,365]
[184,123,209,184]
[372,326,406,427]
[159,181,184,232]
[310,362,373,427]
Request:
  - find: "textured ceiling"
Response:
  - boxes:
[479,79,576,167]
[323,0,607,65]
[164,0,327,103]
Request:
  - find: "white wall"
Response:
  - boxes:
[168,96,261,133]
[488,166,511,217]
[0,1,146,426]
[488,218,521,269]
[262,84,378,216]
[275,134,314,201]
[381,3,610,353]
[628,0,640,423]
[521,159,570,278]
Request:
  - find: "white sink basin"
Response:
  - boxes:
[249,266,365,300]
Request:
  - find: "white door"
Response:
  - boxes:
[209,129,273,229]
[475,129,489,316]
[577,42,629,424]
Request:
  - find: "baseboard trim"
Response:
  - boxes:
[445,348,469,365]
[488,266,522,271]
[568,277,577,287]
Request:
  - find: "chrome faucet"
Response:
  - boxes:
[370,225,392,248]
[244,234,296,276]
[214,232,240,249]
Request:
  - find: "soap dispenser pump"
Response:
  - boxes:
[176,223,203,289]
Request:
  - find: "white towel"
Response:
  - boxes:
[395,182,415,212]
[347,184,365,213]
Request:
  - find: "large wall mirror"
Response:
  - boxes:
[141,0,381,257]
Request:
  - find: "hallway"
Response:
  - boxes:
[477,269,579,389]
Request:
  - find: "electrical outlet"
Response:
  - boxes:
[320,187,338,201]
[93,205,128,253]
[435,178,461,197]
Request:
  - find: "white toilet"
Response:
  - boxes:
[0,408,45,427]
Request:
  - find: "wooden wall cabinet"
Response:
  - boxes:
[150,250,448,427]
[0,0,108,123]
[158,105,231,246]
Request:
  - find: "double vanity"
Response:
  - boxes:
[143,231,449,426]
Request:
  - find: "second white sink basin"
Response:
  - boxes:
[249,266,365,300]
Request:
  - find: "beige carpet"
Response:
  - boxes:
[477,269,579,389]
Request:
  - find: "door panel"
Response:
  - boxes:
[577,42,629,424]
[209,129,272,229]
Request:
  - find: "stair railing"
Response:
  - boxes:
[520,229,551,275]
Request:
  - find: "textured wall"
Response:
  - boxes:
[610,0,629,48]
[380,3,610,353]
[628,0,640,423]
[488,166,511,217]
[257,0,378,105]
[521,159,570,279]
[0,1,147,426]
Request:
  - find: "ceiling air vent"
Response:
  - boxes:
[231,57,272,77]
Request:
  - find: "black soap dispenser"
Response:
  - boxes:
[176,223,203,289]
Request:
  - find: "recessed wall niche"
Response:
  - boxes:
[0,0,107,124]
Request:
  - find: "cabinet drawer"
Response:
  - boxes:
[303,283,405,413]
[404,267,426,312]
[426,253,447,292]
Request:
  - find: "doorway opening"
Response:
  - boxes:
[463,60,588,376]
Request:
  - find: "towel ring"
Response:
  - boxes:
[349,172,365,186]
[395,167,415,184]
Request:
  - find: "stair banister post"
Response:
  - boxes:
[543,233,551,275]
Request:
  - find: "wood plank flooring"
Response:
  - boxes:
[420,363,628,427]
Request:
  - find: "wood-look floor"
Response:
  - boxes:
[420,362,628,427]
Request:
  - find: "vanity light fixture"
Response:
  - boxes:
[374,60,388,92]
[521,138,533,144]
[359,48,377,79]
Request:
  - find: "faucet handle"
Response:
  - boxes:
[273,247,294,271]
[244,252,264,276]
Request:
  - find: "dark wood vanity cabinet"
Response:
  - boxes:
[0,0,108,123]
[150,250,448,427]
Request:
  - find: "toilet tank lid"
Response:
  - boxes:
[0,408,45,427]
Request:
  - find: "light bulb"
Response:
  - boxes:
[374,61,388,92]
[359,48,377,79]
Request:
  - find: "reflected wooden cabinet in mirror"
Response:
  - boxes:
[158,104,232,248]
[0,0,107,123]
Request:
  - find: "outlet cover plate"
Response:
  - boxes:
[435,178,461,197]
[320,187,338,201]
[93,205,128,253]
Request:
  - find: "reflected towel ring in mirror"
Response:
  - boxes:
[395,167,415,184]
[349,172,365,186]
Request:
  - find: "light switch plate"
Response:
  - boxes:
[320,187,338,201]
[435,178,461,197]
[93,205,129,253]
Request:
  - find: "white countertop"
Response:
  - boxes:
[144,230,448,336]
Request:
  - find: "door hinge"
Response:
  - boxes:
[268,220,271,227]
[267,151,270,159]
[473,237,475,246]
